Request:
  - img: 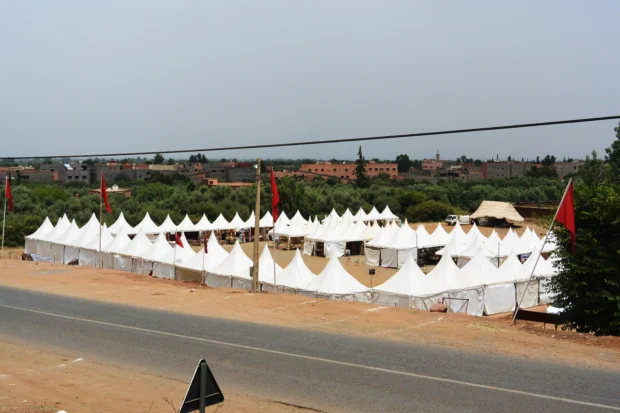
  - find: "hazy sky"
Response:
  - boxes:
[2,1,619,161]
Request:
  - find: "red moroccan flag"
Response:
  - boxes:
[100,172,112,213]
[270,167,280,223]
[555,180,576,252]
[175,232,184,248]
[5,175,13,213]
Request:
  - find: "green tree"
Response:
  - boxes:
[153,153,165,165]
[166,158,175,165]
[406,200,455,222]
[395,154,411,173]
[604,123,620,176]
[353,146,369,188]
[549,124,620,336]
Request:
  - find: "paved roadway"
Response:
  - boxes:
[1,286,619,413]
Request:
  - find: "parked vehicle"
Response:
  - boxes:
[445,215,471,225]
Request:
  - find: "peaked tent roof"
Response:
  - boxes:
[229,212,247,229]
[259,211,274,228]
[205,231,229,264]
[121,229,153,257]
[177,215,196,232]
[306,255,369,295]
[154,243,195,265]
[459,247,503,285]
[194,214,212,232]
[274,249,316,290]
[158,215,177,233]
[275,211,290,226]
[379,205,398,220]
[132,212,160,234]
[243,211,256,229]
[257,245,283,284]
[104,227,132,254]
[385,219,417,249]
[81,225,114,251]
[470,200,524,222]
[41,215,71,242]
[52,220,81,245]
[290,210,308,226]
[108,212,133,235]
[26,217,54,240]
[208,241,253,279]
[374,253,426,295]
[365,206,381,221]
[139,232,173,261]
[210,213,231,231]
[341,208,354,222]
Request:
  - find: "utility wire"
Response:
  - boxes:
[3,115,620,160]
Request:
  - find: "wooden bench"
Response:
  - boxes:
[514,309,565,329]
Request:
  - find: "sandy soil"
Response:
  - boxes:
[0,338,309,413]
[1,258,619,372]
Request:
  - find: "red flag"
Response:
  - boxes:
[5,175,13,213]
[555,181,576,252]
[270,167,280,223]
[101,172,112,213]
[175,232,184,248]
[203,232,208,253]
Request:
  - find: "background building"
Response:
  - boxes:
[298,161,398,183]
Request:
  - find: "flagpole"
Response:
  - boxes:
[173,227,177,281]
[201,232,206,285]
[98,171,103,269]
[273,220,277,293]
[511,178,572,325]
[1,176,7,260]
[252,158,261,293]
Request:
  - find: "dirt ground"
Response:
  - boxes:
[0,338,308,413]
[1,257,619,373]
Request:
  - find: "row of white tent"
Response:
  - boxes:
[24,214,557,316]
[364,220,556,268]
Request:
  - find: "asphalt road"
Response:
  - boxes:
[1,286,619,413]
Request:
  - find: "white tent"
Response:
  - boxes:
[378,205,398,221]
[64,214,100,264]
[102,228,132,269]
[275,211,290,227]
[210,214,231,231]
[78,225,114,268]
[263,249,316,293]
[109,212,133,235]
[36,215,70,259]
[365,206,381,222]
[112,229,152,272]
[364,226,391,266]
[25,217,54,254]
[177,214,196,232]
[271,220,309,238]
[204,232,229,266]
[341,209,354,223]
[302,255,370,302]
[290,210,308,226]
[195,214,212,232]
[381,219,417,268]
[257,245,283,286]
[158,215,177,233]
[326,208,340,223]
[206,241,253,290]
[50,220,81,263]
[483,254,522,315]
[361,220,380,241]
[428,224,450,248]
[243,211,256,229]
[373,252,426,307]
[259,211,274,228]
[152,244,195,279]
[353,208,368,223]
[229,212,247,229]
[136,232,173,275]
[131,212,159,235]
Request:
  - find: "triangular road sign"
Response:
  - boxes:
[180,359,224,413]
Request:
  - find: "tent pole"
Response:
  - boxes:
[252,158,261,293]
[511,178,572,325]
[273,224,277,293]
[98,171,103,269]
[1,176,7,259]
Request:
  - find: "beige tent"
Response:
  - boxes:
[470,201,524,222]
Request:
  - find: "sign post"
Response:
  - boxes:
[179,359,224,413]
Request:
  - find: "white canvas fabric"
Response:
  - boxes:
[51,220,80,263]
[365,206,381,221]
[204,232,229,267]
[257,245,283,285]
[131,212,159,235]
[158,215,177,233]
[378,205,398,221]
[121,229,153,258]
[25,217,54,254]
[290,210,308,226]
[195,214,212,231]
[152,244,196,279]
[210,214,231,231]
[303,239,315,255]
[177,214,196,232]
[264,249,316,293]
[135,232,172,274]
[304,255,370,302]
[37,215,71,258]
[341,209,354,223]
[364,247,380,266]
[259,211,274,228]
[243,211,256,229]
[275,211,290,227]
[206,241,252,289]
[373,253,425,307]
[108,212,133,235]
[229,212,247,229]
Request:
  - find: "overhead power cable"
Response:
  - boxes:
[3,115,620,160]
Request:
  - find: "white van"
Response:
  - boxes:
[445,215,471,226]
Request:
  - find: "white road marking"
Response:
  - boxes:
[1,303,619,411]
